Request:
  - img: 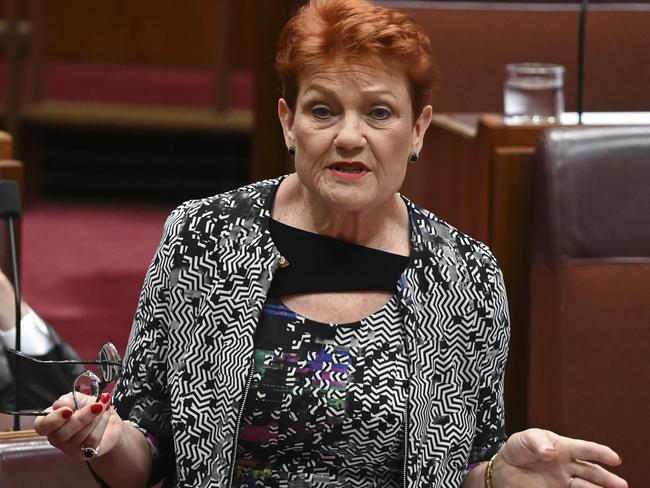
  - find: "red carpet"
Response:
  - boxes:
[21,201,173,360]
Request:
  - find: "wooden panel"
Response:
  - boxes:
[396,6,577,113]
[393,3,650,113]
[41,0,256,69]
[397,117,554,247]
[489,146,535,434]
[0,160,22,191]
[251,0,294,181]
[585,11,650,111]
[20,101,252,133]
[401,113,477,229]
[0,131,12,159]
[420,113,545,240]
[472,115,553,242]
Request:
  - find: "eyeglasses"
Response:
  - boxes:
[0,342,122,416]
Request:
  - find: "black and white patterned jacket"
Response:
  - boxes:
[113,177,510,488]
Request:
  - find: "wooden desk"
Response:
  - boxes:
[0,131,13,159]
[402,112,650,433]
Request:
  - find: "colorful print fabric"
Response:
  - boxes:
[233,296,409,487]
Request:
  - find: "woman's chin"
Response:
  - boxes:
[315,188,392,216]
[295,173,398,216]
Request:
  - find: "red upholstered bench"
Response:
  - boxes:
[41,62,254,110]
[3,62,254,110]
[12,62,254,135]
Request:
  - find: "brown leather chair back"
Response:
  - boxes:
[0,430,97,487]
[529,127,650,487]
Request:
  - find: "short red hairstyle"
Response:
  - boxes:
[276,0,438,116]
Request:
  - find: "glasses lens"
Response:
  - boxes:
[73,371,100,410]
[99,342,121,383]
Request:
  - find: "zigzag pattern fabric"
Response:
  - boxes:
[233,297,408,487]
[113,177,510,488]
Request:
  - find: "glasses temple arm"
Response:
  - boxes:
[6,349,121,367]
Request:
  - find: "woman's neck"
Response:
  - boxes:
[272,174,410,256]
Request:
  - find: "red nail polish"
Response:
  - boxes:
[61,409,73,419]
[91,403,103,415]
[100,393,111,404]
[105,403,111,411]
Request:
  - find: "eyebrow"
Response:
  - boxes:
[301,84,337,98]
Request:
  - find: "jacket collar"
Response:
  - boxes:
[213,177,448,355]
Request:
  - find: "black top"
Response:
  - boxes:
[268,218,410,297]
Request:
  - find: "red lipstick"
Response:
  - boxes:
[328,161,369,180]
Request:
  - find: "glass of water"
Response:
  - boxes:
[503,63,565,124]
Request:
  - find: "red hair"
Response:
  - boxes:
[276,0,438,116]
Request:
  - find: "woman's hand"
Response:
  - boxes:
[35,392,153,487]
[34,392,124,461]
[493,428,628,488]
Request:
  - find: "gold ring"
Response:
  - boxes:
[81,445,100,458]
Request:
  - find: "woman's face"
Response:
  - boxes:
[278,62,432,214]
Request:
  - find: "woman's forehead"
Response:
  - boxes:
[298,62,409,98]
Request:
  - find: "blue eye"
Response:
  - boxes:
[370,106,391,120]
[312,105,331,119]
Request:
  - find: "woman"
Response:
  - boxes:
[35,1,628,487]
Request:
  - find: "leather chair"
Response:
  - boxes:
[528,127,650,487]
[0,430,97,487]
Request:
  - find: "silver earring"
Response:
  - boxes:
[288,145,296,157]
[408,152,419,164]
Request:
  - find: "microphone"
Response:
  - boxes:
[0,180,20,219]
[577,0,590,124]
[0,180,22,430]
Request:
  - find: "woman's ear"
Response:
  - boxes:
[411,105,433,155]
[278,98,295,148]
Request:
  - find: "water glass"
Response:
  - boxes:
[503,63,565,124]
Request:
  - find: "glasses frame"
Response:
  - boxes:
[0,342,122,417]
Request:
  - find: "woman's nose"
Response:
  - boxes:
[333,113,366,150]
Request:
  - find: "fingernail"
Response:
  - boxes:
[618,456,623,465]
[105,403,111,411]
[61,409,73,419]
[100,393,111,404]
[91,403,103,415]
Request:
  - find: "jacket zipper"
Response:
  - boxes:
[226,356,255,488]
[225,254,280,487]
[403,401,410,488]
